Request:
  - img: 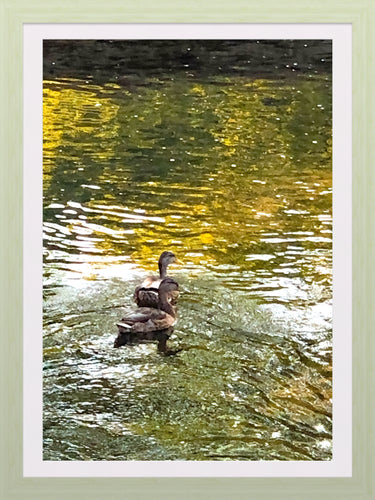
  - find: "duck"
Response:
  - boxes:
[114,277,179,348]
[134,251,179,308]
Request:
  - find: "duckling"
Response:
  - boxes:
[115,277,179,347]
[134,251,179,308]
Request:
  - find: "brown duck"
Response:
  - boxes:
[134,251,179,308]
[115,277,179,344]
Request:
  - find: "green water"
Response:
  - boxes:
[43,69,332,461]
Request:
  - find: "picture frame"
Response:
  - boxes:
[1,0,373,498]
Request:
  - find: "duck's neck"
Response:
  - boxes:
[159,260,168,279]
[158,294,175,317]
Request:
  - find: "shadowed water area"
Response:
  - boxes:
[43,40,332,461]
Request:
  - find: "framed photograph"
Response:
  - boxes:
[1,1,373,499]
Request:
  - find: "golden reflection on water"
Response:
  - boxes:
[43,74,331,297]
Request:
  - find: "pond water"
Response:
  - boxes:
[43,66,332,461]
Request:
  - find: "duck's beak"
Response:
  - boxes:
[175,258,184,265]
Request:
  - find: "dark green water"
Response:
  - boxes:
[43,68,332,460]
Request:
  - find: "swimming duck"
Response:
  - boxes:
[134,251,179,308]
[115,277,179,347]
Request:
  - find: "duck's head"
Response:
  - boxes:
[159,251,177,266]
[158,277,179,296]
[158,277,179,316]
[158,251,177,277]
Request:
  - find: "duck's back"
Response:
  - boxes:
[117,306,175,333]
[134,281,179,307]
[134,286,159,307]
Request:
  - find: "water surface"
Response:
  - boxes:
[43,66,332,461]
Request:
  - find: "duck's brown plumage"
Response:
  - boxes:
[134,251,179,308]
[115,278,179,346]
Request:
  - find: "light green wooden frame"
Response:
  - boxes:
[1,1,373,498]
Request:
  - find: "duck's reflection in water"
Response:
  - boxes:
[113,327,180,355]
